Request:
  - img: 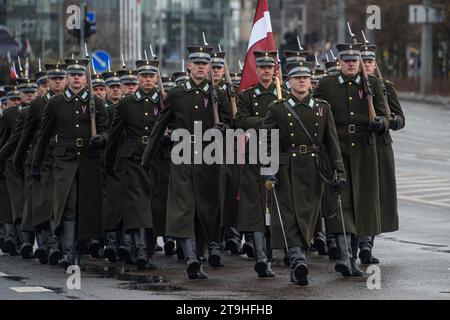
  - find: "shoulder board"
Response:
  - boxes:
[313,98,330,105]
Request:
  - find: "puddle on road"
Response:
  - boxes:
[84,263,185,292]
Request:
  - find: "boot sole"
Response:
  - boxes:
[186,261,201,280]
[4,240,19,256]
[314,239,327,256]
[255,261,269,278]
[335,263,352,277]
[294,264,309,286]
[208,254,224,268]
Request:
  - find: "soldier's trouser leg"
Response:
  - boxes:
[350,235,364,276]
[104,231,118,263]
[242,232,255,258]
[253,231,275,278]
[145,229,157,270]
[3,222,19,256]
[313,217,327,256]
[0,223,5,251]
[20,229,35,259]
[163,237,175,256]
[224,227,242,254]
[359,235,379,264]
[131,228,148,271]
[334,233,352,277]
[327,233,337,261]
[179,236,205,280]
[47,227,62,266]
[118,230,134,264]
[207,240,224,268]
[59,179,78,270]
[289,246,308,286]
[175,239,185,260]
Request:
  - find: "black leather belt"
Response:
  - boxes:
[288,145,322,154]
[55,136,90,147]
[336,124,369,134]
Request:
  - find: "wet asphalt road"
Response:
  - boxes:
[0,99,449,300]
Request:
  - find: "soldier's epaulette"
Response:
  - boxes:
[384,79,394,86]
[313,98,330,106]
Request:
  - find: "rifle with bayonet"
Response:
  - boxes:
[218,43,238,117]
[346,22,377,123]
[149,44,166,111]
[84,43,97,137]
[202,32,220,125]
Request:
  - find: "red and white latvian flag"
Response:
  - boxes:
[239,0,275,91]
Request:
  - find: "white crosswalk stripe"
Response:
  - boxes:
[396,171,450,208]
[9,287,53,293]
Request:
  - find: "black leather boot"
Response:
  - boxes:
[47,229,62,266]
[163,237,175,256]
[175,240,185,260]
[88,238,102,258]
[253,231,275,278]
[118,231,134,264]
[242,232,255,258]
[59,220,76,270]
[3,222,19,256]
[20,231,35,259]
[289,246,308,286]
[208,241,224,268]
[34,229,49,264]
[132,229,148,270]
[334,233,352,277]
[180,238,204,280]
[350,236,364,276]
[359,236,379,264]
[145,230,157,270]
[327,233,337,261]
[224,227,242,254]
[104,231,118,263]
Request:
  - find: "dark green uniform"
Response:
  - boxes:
[105,88,161,232]
[32,88,108,241]
[0,115,13,226]
[376,80,404,232]
[142,78,231,242]
[235,82,287,233]
[14,92,56,230]
[0,104,28,224]
[314,72,387,237]
[263,94,345,250]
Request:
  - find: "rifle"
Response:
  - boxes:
[218,43,238,117]
[202,32,220,125]
[346,23,377,122]
[84,43,97,137]
[149,43,166,111]
[362,30,391,124]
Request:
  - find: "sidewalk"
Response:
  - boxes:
[398,91,450,108]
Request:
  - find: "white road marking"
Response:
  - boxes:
[9,287,53,293]
[0,272,11,277]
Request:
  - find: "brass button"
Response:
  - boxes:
[288,113,291,117]
[255,112,259,115]
[145,127,149,130]
[350,112,354,115]
[316,113,319,116]
[315,123,319,127]
[349,97,353,101]
[77,152,81,155]
[196,91,199,94]
[314,133,318,137]
[145,112,149,116]
[194,105,198,109]
[351,143,355,147]
[289,123,293,126]
[75,98,79,101]
[253,95,256,98]
[254,102,258,106]
[292,144,295,147]
[290,133,294,137]
[349,82,352,85]
[292,153,296,157]
[316,104,319,107]
[311,153,315,157]
[76,111,79,114]
[75,124,79,128]
[145,99,149,102]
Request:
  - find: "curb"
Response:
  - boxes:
[398,92,450,108]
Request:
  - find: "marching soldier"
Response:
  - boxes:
[359,44,405,264]
[92,73,107,101]
[142,45,231,279]
[172,71,190,86]
[0,79,37,259]
[0,87,18,255]
[262,60,346,286]
[211,50,242,258]
[35,68,49,98]
[14,63,68,265]
[314,42,387,277]
[118,68,139,96]
[104,58,162,270]
[311,63,326,91]
[161,76,175,93]
[235,50,288,278]
[32,58,109,269]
